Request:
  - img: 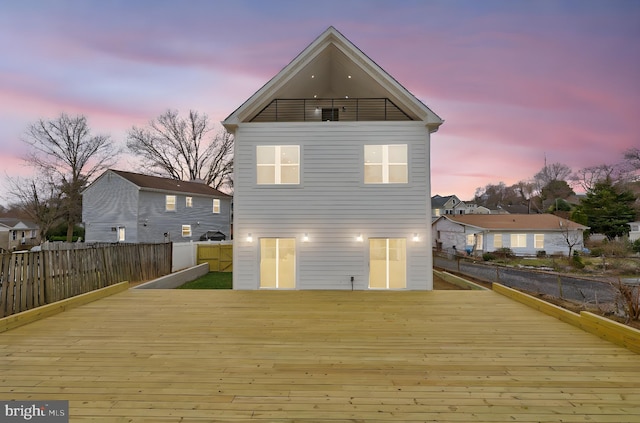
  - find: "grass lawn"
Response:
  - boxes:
[177,272,232,289]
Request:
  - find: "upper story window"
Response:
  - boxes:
[182,225,192,237]
[166,195,176,211]
[364,144,407,184]
[186,197,193,208]
[213,199,220,214]
[257,145,300,185]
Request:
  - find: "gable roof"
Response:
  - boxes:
[102,170,231,198]
[223,26,443,132]
[0,218,38,230]
[431,195,462,208]
[435,214,589,231]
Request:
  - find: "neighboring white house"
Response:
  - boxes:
[431,195,466,218]
[0,218,40,253]
[432,214,589,256]
[629,221,640,242]
[82,170,232,244]
[223,26,443,290]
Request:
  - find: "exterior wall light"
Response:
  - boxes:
[246,233,253,243]
[356,233,363,242]
[413,233,420,242]
[303,233,309,242]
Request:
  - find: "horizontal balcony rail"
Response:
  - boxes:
[250,98,413,122]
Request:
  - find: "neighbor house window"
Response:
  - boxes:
[494,234,503,249]
[213,199,220,213]
[257,145,300,184]
[166,195,176,211]
[534,234,544,249]
[118,227,125,242]
[364,144,408,184]
[510,234,527,248]
[186,197,193,208]
[466,234,475,246]
[182,225,192,237]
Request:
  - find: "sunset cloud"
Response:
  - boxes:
[0,0,638,203]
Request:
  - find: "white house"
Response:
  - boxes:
[0,218,40,253]
[629,221,640,242]
[432,214,589,256]
[223,27,443,290]
[431,195,467,218]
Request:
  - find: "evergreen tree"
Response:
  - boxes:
[577,177,636,240]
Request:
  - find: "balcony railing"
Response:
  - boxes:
[250,98,413,122]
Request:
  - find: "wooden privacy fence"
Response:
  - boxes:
[0,243,172,318]
[197,244,232,272]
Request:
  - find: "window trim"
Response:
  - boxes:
[181,225,192,237]
[186,197,193,208]
[256,145,301,185]
[534,234,544,249]
[166,195,177,211]
[213,199,220,214]
[364,144,408,184]
[510,233,527,248]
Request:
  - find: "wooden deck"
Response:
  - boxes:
[1,289,639,422]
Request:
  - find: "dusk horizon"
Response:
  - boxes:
[1,0,638,207]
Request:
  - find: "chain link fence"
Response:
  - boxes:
[434,250,617,306]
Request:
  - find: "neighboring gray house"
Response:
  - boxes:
[432,214,588,256]
[431,195,466,218]
[0,218,40,252]
[223,27,443,290]
[82,170,232,243]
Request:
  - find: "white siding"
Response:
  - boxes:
[234,121,432,290]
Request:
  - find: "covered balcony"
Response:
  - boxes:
[250,98,413,122]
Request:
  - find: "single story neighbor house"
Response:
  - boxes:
[432,214,589,256]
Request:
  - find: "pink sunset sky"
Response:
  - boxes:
[0,0,638,206]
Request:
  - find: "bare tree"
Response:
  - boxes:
[558,218,584,258]
[534,161,572,188]
[24,113,116,241]
[127,110,234,191]
[624,147,640,170]
[6,175,64,241]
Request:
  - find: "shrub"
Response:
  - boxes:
[494,248,514,259]
[536,250,547,258]
[482,252,497,261]
[633,239,640,254]
[572,250,585,269]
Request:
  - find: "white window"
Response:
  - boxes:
[364,144,408,184]
[510,234,527,248]
[369,239,406,289]
[213,199,220,214]
[466,234,474,246]
[166,195,176,211]
[257,145,300,184]
[118,227,126,242]
[494,234,503,249]
[182,225,192,237]
[260,238,296,288]
[534,234,544,249]
[186,197,193,208]
[434,209,441,216]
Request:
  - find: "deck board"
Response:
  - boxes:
[1,289,639,422]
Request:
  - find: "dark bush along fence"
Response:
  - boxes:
[0,243,172,318]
